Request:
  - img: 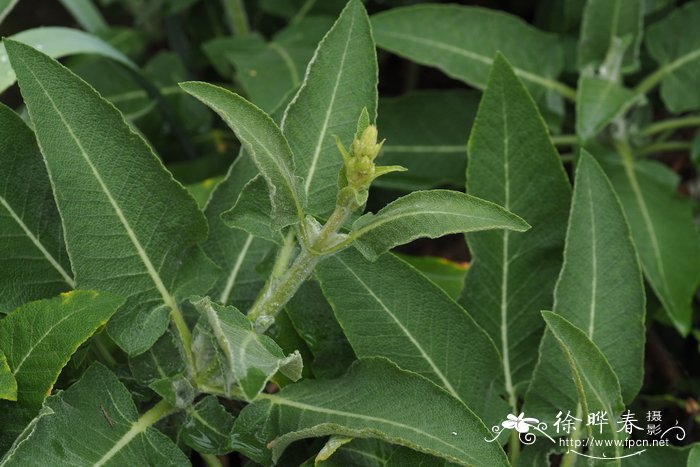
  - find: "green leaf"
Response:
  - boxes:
[0,103,74,313]
[285,280,356,379]
[316,249,508,426]
[0,364,188,466]
[181,395,236,455]
[576,77,636,140]
[621,445,693,466]
[0,350,17,402]
[191,296,302,401]
[578,0,643,72]
[645,1,700,112]
[0,0,17,23]
[221,174,284,244]
[5,40,215,355]
[525,152,645,424]
[203,153,273,309]
[459,55,571,412]
[0,28,136,94]
[0,291,124,449]
[281,0,378,216]
[397,255,467,301]
[375,90,479,191]
[181,81,305,229]
[232,358,509,466]
[128,329,185,386]
[58,0,108,34]
[312,438,451,466]
[371,5,568,101]
[688,445,700,467]
[203,17,334,113]
[598,153,700,334]
[541,311,625,460]
[349,190,530,261]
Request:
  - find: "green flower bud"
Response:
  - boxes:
[351,125,382,161]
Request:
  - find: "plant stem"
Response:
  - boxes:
[551,134,578,147]
[291,0,317,24]
[247,195,356,332]
[639,141,692,156]
[200,453,223,467]
[633,66,667,97]
[507,430,521,465]
[169,301,196,377]
[222,0,249,36]
[642,115,700,136]
[93,332,118,367]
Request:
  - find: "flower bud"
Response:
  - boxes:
[351,125,381,161]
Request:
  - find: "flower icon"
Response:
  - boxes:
[502,413,539,433]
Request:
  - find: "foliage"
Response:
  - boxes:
[0,0,699,465]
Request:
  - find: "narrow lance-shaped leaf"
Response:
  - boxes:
[202,152,273,310]
[459,55,571,414]
[221,174,284,244]
[5,40,215,355]
[316,249,509,427]
[232,358,509,467]
[0,364,189,466]
[371,5,567,101]
[541,312,626,462]
[0,291,124,450]
[524,152,645,426]
[0,27,136,93]
[191,297,302,401]
[0,103,74,313]
[349,190,530,261]
[181,81,305,229]
[577,0,643,73]
[645,1,700,112]
[598,153,700,334]
[0,0,19,25]
[310,438,453,467]
[280,0,378,216]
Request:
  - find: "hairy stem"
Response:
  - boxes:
[247,194,357,332]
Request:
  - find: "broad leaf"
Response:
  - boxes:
[576,77,636,140]
[598,154,700,334]
[221,174,283,244]
[128,329,185,386]
[0,103,74,313]
[375,90,479,191]
[181,82,305,228]
[316,249,508,426]
[0,364,188,466]
[525,152,645,424]
[232,358,509,467]
[181,395,236,455]
[460,55,571,413]
[281,0,377,216]
[397,255,467,301]
[203,153,273,309]
[6,40,215,355]
[350,189,530,261]
[285,280,356,379]
[644,0,700,112]
[621,445,694,466]
[541,312,625,461]
[203,17,333,113]
[0,350,17,402]
[0,27,135,93]
[0,291,124,449]
[191,296,302,401]
[578,0,643,72]
[371,5,567,101]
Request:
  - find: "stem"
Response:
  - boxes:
[93,332,118,367]
[200,454,223,467]
[642,115,700,136]
[639,141,692,156]
[291,0,317,24]
[507,429,521,465]
[222,0,249,36]
[170,302,196,376]
[559,406,584,467]
[247,194,356,332]
[551,134,578,147]
[634,66,667,97]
